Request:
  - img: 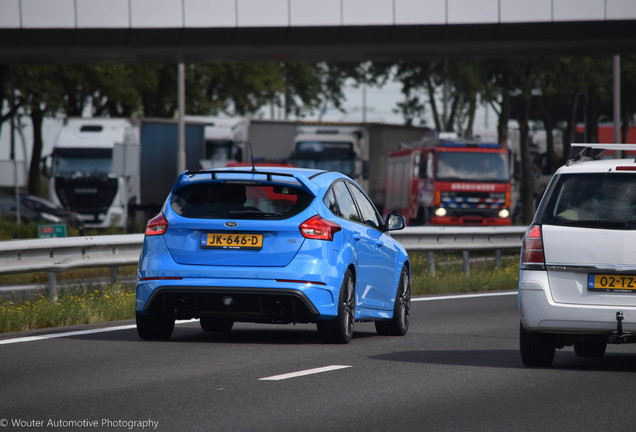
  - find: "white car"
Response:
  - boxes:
[519,143,636,367]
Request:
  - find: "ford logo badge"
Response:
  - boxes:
[225,221,238,228]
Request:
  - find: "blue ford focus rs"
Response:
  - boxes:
[135,166,410,343]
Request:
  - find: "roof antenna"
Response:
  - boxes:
[248,141,256,172]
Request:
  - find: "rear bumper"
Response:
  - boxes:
[136,277,337,323]
[519,271,636,334]
[140,286,320,323]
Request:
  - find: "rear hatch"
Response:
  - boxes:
[538,170,636,306]
[164,218,307,267]
[162,169,316,267]
[543,226,636,306]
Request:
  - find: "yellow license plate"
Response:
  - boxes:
[588,274,636,291]
[201,233,263,249]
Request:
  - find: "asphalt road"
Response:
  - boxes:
[2,292,636,432]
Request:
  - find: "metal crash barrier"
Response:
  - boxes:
[391,226,527,276]
[0,227,527,300]
[0,234,144,300]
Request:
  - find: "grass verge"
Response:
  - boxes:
[410,252,520,296]
[0,252,520,334]
[0,282,136,334]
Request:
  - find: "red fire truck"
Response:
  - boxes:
[383,140,513,226]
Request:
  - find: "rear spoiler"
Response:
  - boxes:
[177,169,321,196]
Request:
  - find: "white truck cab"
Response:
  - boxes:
[44,118,137,229]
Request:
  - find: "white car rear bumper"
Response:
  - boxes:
[519,271,636,334]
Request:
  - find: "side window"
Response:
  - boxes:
[346,182,383,229]
[323,187,341,217]
[332,181,361,223]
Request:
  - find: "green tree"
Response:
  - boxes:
[512,60,538,225]
[14,65,66,195]
[390,60,487,132]
[620,55,636,144]
[0,66,22,153]
[188,62,355,119]
[582,57,613,144]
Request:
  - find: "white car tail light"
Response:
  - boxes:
[521,224,545,269]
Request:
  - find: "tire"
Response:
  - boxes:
[519,322,555,367]
[375,266,410,336]
[574,341,607,358]
[136,311,175,341]
[200,317,234,333]
[317,269,355,344]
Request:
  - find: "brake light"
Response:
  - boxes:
[299,215,341,241]
[146,213,168,236]
[521,225,545,268]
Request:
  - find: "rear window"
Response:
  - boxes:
[170,182,312,219]
[536,173,636,229]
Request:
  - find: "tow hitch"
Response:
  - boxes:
[609,311,632,343]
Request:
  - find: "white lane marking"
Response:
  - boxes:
[259,365,352,381]
[0,325,137,345]
[0,292,518,345]
[412,291,517,302]
[0,320,198,346]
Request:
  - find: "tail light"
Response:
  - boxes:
[146,213,168,236]
[521,224,545,269]
[299,215,341,241]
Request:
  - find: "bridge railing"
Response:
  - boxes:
[0,227,527,300]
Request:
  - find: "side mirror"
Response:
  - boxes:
[385,213,405,231]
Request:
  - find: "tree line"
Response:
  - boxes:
[1,55,635,224]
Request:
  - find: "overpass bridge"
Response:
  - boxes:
[0,0,635,64]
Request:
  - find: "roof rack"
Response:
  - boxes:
[567,143,636,165]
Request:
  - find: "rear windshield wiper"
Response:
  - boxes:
[228,209,282,217]
[562,219,635,229]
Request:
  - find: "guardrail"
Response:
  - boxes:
[0,226,527,300]
[391,226,527,277]
[0,234,144,300]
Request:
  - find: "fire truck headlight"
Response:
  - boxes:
[434,207,447,217]
[498,208,510,218]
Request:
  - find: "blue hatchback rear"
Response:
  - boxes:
[135,166,410,343]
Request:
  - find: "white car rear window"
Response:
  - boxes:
[537,173,636,229]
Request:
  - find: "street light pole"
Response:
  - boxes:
[177,62,186,175]
[613,54,621,146]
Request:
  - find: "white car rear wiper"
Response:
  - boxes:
[566,219,632,229]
